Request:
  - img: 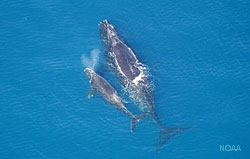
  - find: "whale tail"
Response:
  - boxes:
[131,114,148,132]
[156,126,192,153]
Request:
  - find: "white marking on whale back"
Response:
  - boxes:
[132,69,145,85]
[110,51,127,79]
[112,94,120,103]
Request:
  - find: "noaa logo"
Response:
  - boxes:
[220,145,241,152]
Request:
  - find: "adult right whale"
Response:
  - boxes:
[99,19,191,153]
[84,67,146,132]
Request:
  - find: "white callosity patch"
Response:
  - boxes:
[106,22,118,45]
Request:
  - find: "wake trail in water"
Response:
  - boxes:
[81,49,100,70]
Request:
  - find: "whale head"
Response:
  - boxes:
[99,19,120,53]
[84,67,94,82]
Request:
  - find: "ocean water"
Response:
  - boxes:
[0,0,250,158]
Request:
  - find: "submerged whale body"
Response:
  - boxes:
[84,68,146,132]
[99,19,190,153]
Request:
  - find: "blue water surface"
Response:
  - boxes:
[0,0,250,158]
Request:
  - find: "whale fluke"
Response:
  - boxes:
[131,114,148,132]
[156,127,192,153]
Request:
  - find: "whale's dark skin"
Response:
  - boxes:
[84,68,146,132]
[99,20,190,153]
[99,20,161,125]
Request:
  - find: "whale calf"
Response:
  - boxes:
[99,20,190,152]
[84,67,146,132]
